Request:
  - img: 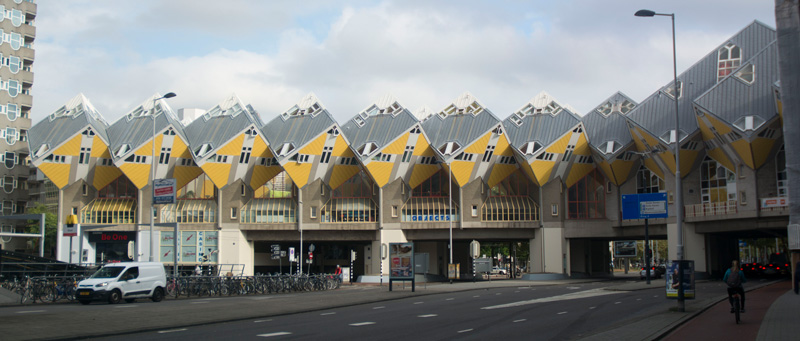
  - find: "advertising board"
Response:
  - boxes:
[613,240,638,258]
[389,242,414,280]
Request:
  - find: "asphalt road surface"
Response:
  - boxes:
[0,279,752,340]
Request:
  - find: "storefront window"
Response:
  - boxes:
[402,169,458,222]
[321,171,377,223]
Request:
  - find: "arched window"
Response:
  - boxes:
[718,43,741,81]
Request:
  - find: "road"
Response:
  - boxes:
[0,278,757,340]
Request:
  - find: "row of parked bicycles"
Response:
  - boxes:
[166,273,342,297]
[1,273,342,304]
[1,275,84,304]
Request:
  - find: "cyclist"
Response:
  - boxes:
[723,259,747,313]
[334,265,343,283]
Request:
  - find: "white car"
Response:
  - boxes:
[491,267,507,275]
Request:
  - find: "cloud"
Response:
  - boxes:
[29,0,777,125]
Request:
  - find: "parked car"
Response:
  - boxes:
[491,267,507,275]
[640,266,662,280]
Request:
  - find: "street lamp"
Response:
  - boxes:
[635,9,684,311]
[435,159,454,283]
[150,92,177,262]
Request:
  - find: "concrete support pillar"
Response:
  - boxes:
[668,221,706,273]
[531,223,566,274]
[219,229,254,276]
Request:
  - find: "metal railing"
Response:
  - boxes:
[684,200,738,218]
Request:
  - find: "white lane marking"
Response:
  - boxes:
[198,298,220,301]
[446,298,455,301]
[115,305,138,308]
[257,332,292,337]
[636,298,642,301]
[495,293,502,296]
[414,302,424,305]
[191,301,209,304]
[589,306,596,310]
[614,301,621,304]
[373,306,385,310]
[350,322,375,326]
[473,295,480,298]
[158,328,187,334]
[653,295,658,298]
[16,310,45,314]
[482,288,625,310]
[253,319,272,323]
[458,329,474,333]
[251,297,271,300]
[321,312,336,316]
[514,291,520,293]
[513,319,526,323]
[418,314,438,318]
[566,286,581,290]
[517,287,531,289]
[557,311,568,315]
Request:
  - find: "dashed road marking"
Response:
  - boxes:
[257,332,292,337]
[158,328,187,334]
[589,306,596,309]
[191,301,209,304]
[482,289,624,310]
[458,329,474,333]
[414,302,424,305]
[350,322,375,327]
[115,305,138,308]
[446,298,455,301]
[253,319,272,323]
[16,310,45,314]
[636,298,642,301]
[653,295,659,298]
[567,286,581,290]
[373,306,385,310]
[418,314,438,318]
[321,312,336,316]
[514,291,520,293]
[251,297,271,300]
[473,295,480,298]
[614,301,621,304]
[513,319,526,323]
[557,311,568,315]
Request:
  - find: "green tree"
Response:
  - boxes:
[24,203,58,256]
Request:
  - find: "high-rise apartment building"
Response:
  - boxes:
[0,0,36,253]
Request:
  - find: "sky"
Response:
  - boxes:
[30,0,778,125]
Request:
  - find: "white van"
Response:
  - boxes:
[76,262,167,305]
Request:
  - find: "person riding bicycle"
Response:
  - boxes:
[334,265,342,283]
[723,260,747,313]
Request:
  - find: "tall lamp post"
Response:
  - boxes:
[635,9,684,312]
[150,92,177,262]
[435,159,454,283]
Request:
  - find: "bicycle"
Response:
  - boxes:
[732,291,741,324]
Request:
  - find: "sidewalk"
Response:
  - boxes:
[583,278,792,341]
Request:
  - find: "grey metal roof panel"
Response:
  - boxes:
[626,21,776,142]
[504,110,579,150]
[182,95,265,158]
[421,93,501,153]
[581,92,637,160]
[503,92,581,151]
[341,97,419,161]
[694,42,778,137]
[27,94,110,159]
[107,95,184,160]
[262,94,337,161]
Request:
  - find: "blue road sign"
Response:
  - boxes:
[621,193,668,220]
